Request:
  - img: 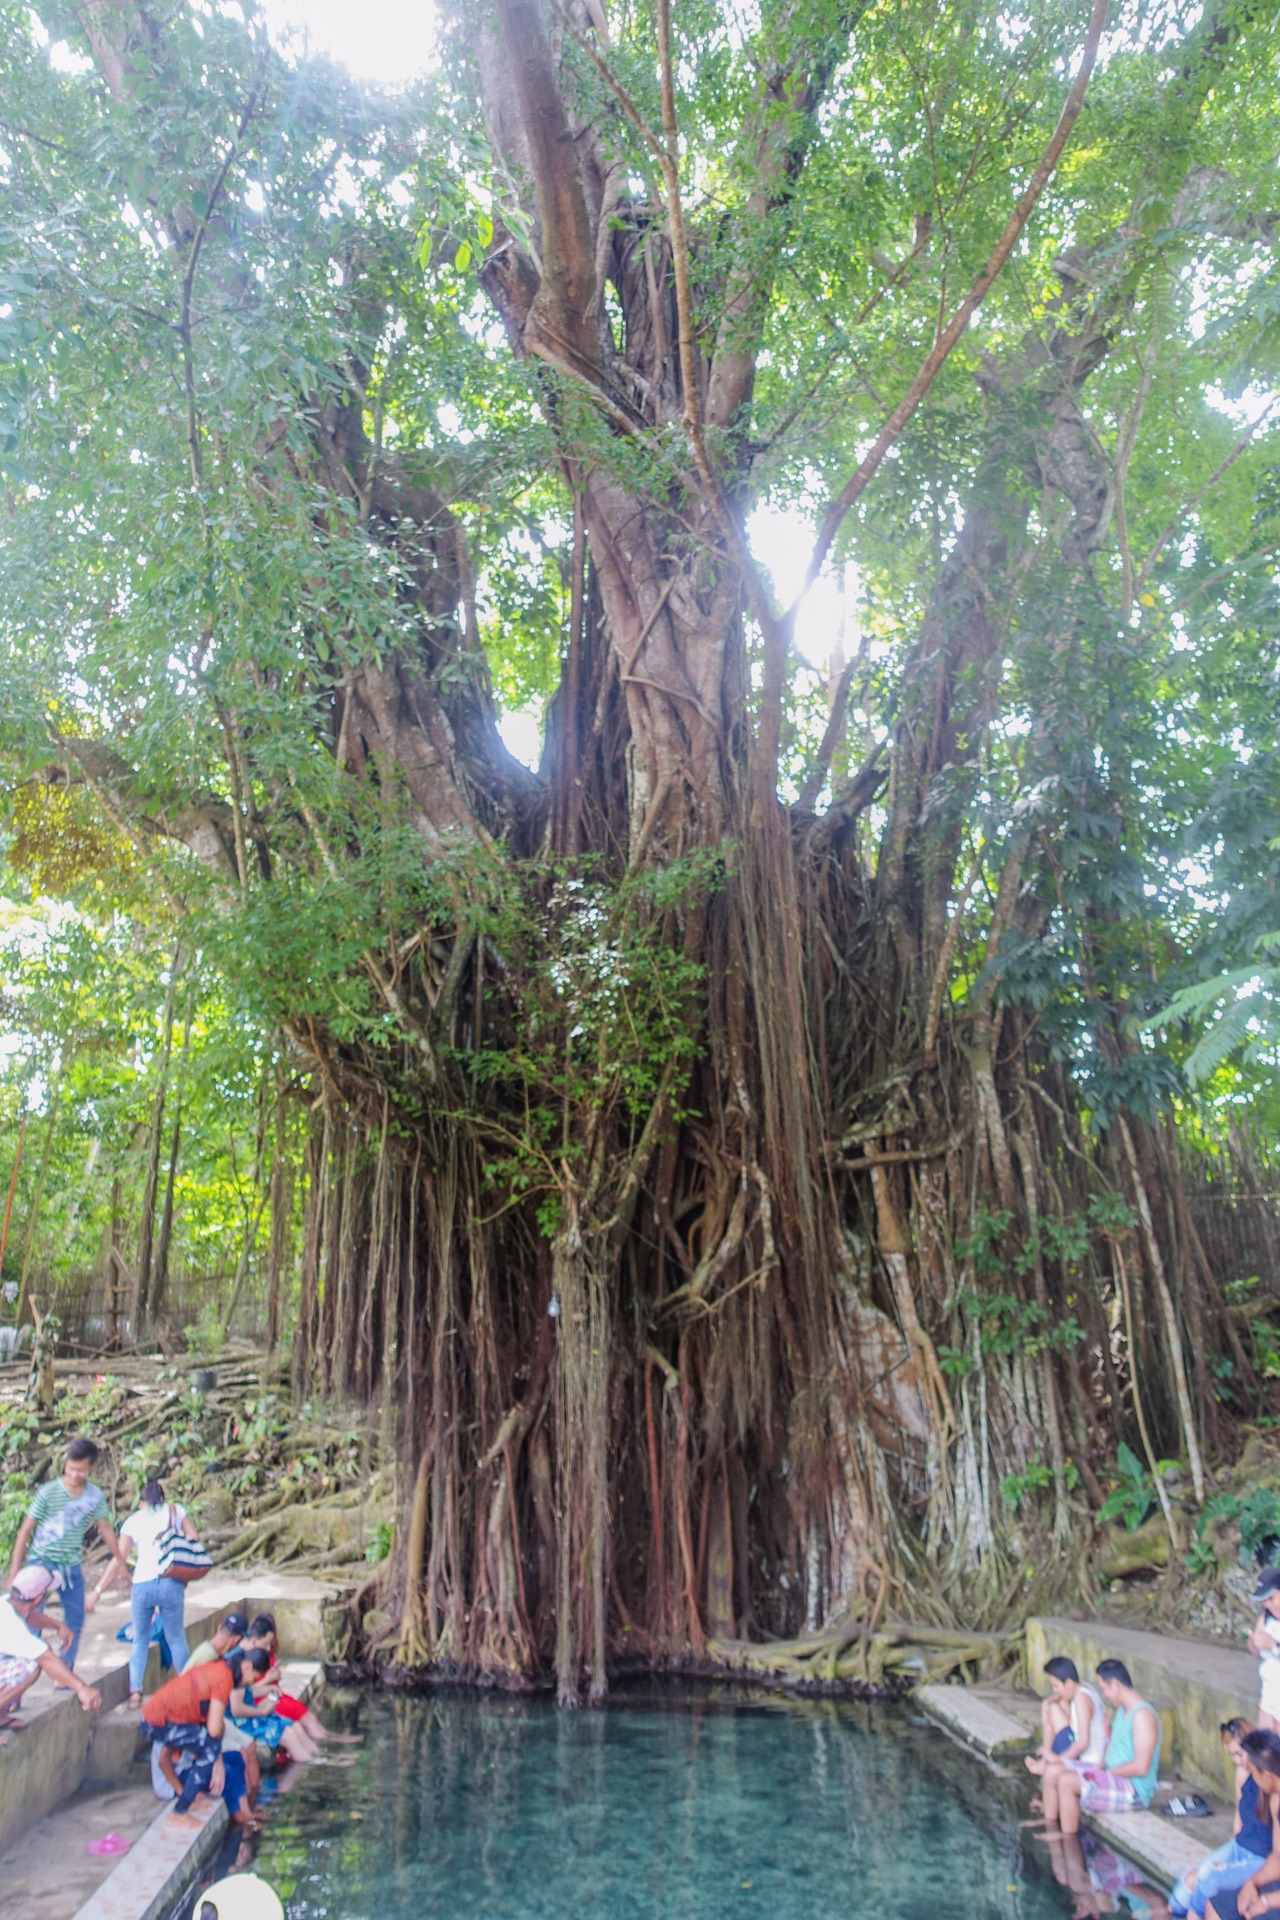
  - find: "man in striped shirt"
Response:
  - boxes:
[7,1437,130,1671]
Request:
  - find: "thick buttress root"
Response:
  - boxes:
[707,1623,1019,1691]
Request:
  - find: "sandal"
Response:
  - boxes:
[1166,1794,1214,1818]
[0,1714,27,1732]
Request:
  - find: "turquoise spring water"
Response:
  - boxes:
[249,1684,1119,1920]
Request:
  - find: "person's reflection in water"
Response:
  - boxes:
[1044,1830,1171,1919]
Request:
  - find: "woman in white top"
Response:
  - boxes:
[95,1478,198,1708]
[1247,1569,1280,1730]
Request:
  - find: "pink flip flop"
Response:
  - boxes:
[87,1834,132,1857]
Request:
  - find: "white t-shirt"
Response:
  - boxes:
[1258,1612,1280,1675]
[0,1594,48,1664]
[1071,1682,1109,1765]
[120,1503,188,1584]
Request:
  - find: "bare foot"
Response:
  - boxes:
[128,1692,143,1711]
[167,1810,204,1830]
[326,1732,363,1744]
[1025,1755,1046,1775]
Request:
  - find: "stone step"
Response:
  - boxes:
[917,1681,1037,1756]
[1086,1808,1215,1894]
[64,1794,229,1920]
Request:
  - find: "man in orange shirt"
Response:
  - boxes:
[141,1649,246,1821]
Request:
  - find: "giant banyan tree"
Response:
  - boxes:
[3,0,1280,1699]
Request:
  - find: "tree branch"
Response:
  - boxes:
[795,0,1111,609]
[493,0,599,362]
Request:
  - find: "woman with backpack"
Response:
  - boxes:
[95,1476,201,1708]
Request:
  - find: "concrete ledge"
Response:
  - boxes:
[67,1795,228,1920]
[1027,1617,1255,1794]
[1087,1809,1210,1893]
[917,1683,1036,1757]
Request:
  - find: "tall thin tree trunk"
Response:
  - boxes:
[135,945,181,1331]
[265,1076,291,1353]
[1117,1115,1205,1505]
[151,1106,182,1329]
[16,1071,63,1324]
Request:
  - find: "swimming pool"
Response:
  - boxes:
[250,1684,1100,1920]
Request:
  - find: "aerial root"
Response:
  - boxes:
[707,1621,1018,1689]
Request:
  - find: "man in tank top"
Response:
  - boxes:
[1026,1655,1108,1781]
[1041,1657,1162,1834]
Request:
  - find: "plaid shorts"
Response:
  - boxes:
[0,1653,38,1694]
[1077,1766,1141,1813]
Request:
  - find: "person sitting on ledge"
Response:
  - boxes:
[141,1644,244,1825]
[182,1612,248,1671]
[1172,1721,1272,1918]
[1026,1656,1109,1777]
[1207,1731,1280,1920]
[1040,1657,1162,1832]
[0,1566,102,1739]
[226,1646,351,1766]
[240,1615,361,1748]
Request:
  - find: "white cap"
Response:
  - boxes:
[10,1566,60,1601]
[196,1875,285,1920]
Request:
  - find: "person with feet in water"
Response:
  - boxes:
[240,1615,362,1749]
[1040,1658,1162,1832]
[1170,1721,1271,1918]
[227,1644,353,1767]
[183,1611,248,1670]
[1027,1657,1108,1781]
[1207,1731,1280,1920]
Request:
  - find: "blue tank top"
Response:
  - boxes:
[1104,1701,1162,1806]
[1240,1775,1273,1858]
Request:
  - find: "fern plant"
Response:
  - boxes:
[1147,931,1280,1086]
